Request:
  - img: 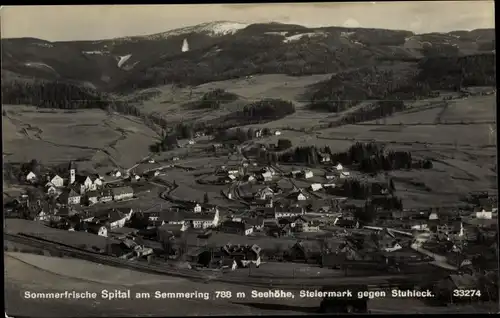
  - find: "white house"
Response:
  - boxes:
[45,184,57,196]
[303,170,314,179]
[255,187,274,200]
[383,242,403,252]
[297,192,307,201]
[26,171,37,183]
[428,212,439,220]
[309,183,323,192]
[335,163,344,171]
[188,139,195,145]
[110,170,122,178]
[87,223,108,237]
[48,174,64,188]
[323,182,336,188]
[111,186,134,201]
[476,209,493,219]
[339,171,350,179]
[193,203,202,213]
[89,175,103,190]
[274,130,282,136]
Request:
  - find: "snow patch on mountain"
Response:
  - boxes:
[24,62,56,73]
[265,32,289,36]
[340,31,355,38]
[33,43,54,48]
[142,21,249,40]
[83,50,109,55]
[117,54,132,68]
[283,32,326,43]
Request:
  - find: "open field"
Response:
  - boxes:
[3,105,157,172]
[5,219,118,251]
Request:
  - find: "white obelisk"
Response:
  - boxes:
[181,38,190,52]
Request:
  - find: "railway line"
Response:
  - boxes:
[5,233,444,291]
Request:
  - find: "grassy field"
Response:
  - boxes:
[2,105,156,173]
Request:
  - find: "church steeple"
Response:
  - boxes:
[69,161,76,184]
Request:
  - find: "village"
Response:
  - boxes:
[4,124,499,307]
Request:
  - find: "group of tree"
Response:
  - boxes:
[2,80,112,109]
[326,179,396,200]
[417,53,496,90]
[359,150,433,173]
[240,98,295,121]
[193,89,239,110]
[335,100,406,126]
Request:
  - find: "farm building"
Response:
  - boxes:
[476,209,493,219]
[219,220,254,236]
[84,191,99,205]
[309,183,323,192]
[111,186,134,201]
[99,189,113,203]
[46,174,64,188]
[86,223,108,237]
[302,170,314,179]
[59,188,81,205]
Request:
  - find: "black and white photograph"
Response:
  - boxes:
[2,2,498,316]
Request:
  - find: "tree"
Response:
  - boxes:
[277,139,292,150]
[203,192,209,204]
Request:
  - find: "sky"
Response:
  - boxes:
[0,2,495,41]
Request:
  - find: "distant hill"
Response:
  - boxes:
[1,21,495,94]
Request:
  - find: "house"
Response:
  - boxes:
[273,130,282,136]
[334,217,359,229]
[257,171,273,182]
[273,206,305,219]
[193,203,202,213]
[476,209,493,219]
[435,222,465,239]
[382,242,403,252]
[340,171,350,179]
[186,208,220,229]
[255,187,274,200]
[290,170,302,178]
[188,139,195,145]
[84,191,99,205]
[111,186,134,201]
[243,217,265,231]
[288,241,323,262]
[288,190,307,201]
[110,170,122,178]
[86,223,108,237]
[99,189,113,203]
[220,174,236,184]
[220,258,238,271]
[92,208,129,229]
[59,188,81,205]
[335,163,344,171]
[429,211,439,220]
[309,183,323,192]
[243,174,255,182]
[255,129,263,138]
[221,244,261,268]
[219,221,254,235]
[303,221,321,233]
[302,170,314,179]
[26,171,37,183]
[325,173,336,180]
[89,174,103,190]
[76,175,93,191]
[45,184,57,196]
[47,174,64,188]
[319,153,331,163]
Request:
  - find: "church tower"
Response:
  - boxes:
[69,161,76,184]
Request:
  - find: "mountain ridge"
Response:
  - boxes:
[1,22,495,93]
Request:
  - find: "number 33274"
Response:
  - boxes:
[453,289,482,297]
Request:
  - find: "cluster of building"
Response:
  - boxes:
[24,161,134,207]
